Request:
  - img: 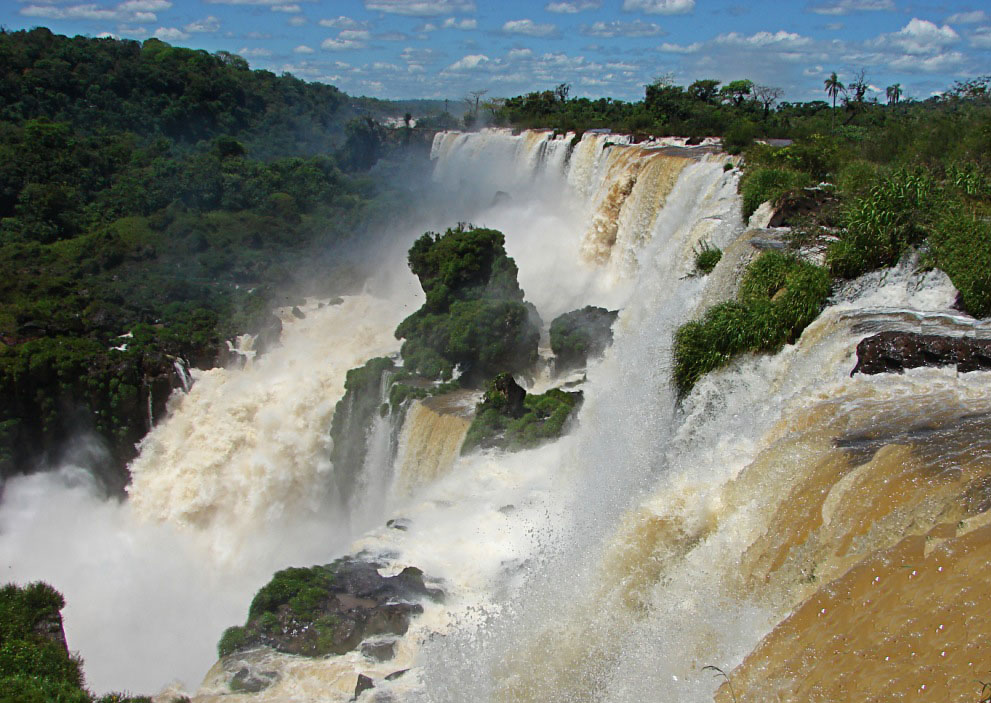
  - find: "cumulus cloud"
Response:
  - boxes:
[715,30,812,48]
[968,26,991,48]
[545,0,600,12]
[445,53,489,71]
[319,15,368,29]
[808,0,894,15]
[272,4,300,11]
[237,46,273,56]
[580,19,664,37]
[322,37,366,50]
[657,41,701,52]
[502,19,558,37]
[288,15,306,25]
[364,0,475,15]
[872,18,959,54]
[153,26,189,40]
[21,2,157,22]
[293,44,314,53]
[507,47,533,59]
[184,15,220,32]
[621,0,694,14]
[887,50,966,72]
[946,10,986,24]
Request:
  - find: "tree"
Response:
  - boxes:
[722,79,754,107]
[885,83,902,105]
[554,83,571,102]
[752,84,783,120]
[463,89,489,128]
[824,71,845,130]
[688,79,721,103]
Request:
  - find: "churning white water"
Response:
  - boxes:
[1,128,980,702]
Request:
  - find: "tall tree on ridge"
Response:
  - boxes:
[824,71,845,131]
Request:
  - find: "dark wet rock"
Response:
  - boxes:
[491,191,512,207]
[385,669,409,681]
[386,518,411,531]
[361,639,397,661]
[852,331,991,376]
[291,305,306,320]
[550,306,619,372]
[231,666,277,693]
[252,313,283,358]
[489,373,526,419]
[685,135,704,146]
[220,557,443,660]
[767,188,835,228]
[354,674,375,699]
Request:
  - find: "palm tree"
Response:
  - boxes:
[824,72,845,131]
[886,83,902,105]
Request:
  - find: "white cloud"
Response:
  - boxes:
[887,50,965,72]
[946,10,986,24]
[339,29,371,40]
[502,19,558,37]
[621,0,694,14]
[809,0,894,15]
[322,37,366,49]
[206,0,314,5]
[21,3,155,21]
[288,15,306,25]
[184,15,220,32]
[294,44,314,53]
[657,41,701,52]
[118,0,170,10]
[272,4,300,11]
[442,16,476,29]
[445,53,489,71]
[153,26,190,40]
[319,15,367,28]
[364,0,475,16]
[545,0,600,12]
[581,20,663,37]
[507,47,532,59]
[872,18,959,54]
[376,31,409,40]
[238,46,273,56]
[715,30,812,48]
[969,26,991,48]
[97,31,119,38]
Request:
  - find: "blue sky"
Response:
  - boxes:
[4,0,990,102]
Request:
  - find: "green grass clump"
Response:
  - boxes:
[248,566,336,621]
[693,241,723,275]
[673,252,831,395]
[826,168,938,279]
[739,167,813,221]
[927,207,991,318]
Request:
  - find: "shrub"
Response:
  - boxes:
[549,306,618,370]
[826,167,939,278]
[672,252,831,395]
[739,167,813,221]
[693,241,722,275]
[723,119,758,154]
[928,208,991,318]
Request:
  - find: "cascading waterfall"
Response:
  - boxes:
[2,127,984,703]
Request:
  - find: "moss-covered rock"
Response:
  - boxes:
[217,558,441,661]
[395,226,541,385]
[549,306,619,372]
[462,374,582,453]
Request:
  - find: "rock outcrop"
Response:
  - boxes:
[852,331,991,375]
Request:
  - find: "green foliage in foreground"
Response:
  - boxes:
[462,375,582,453]
[549,306,618,371]
[0,583,151,703]
[927,207,991,318]
[395,226,540,383]
[673,252,831,395]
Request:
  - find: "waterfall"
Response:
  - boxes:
[2,128,982,702]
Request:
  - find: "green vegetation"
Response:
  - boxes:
[0,28,438,481]
[549,306,618,370]
[693,242,723,276]
[0,582,151,703]
[395,225,540,384]
[673,253,831,395]
[739,167,814,221]
[462,373,582,453]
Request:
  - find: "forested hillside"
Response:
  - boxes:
[0,28,432,486]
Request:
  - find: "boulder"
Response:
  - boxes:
[852,331,991,375]
[550,306,619,372]
[354,674,375,699]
